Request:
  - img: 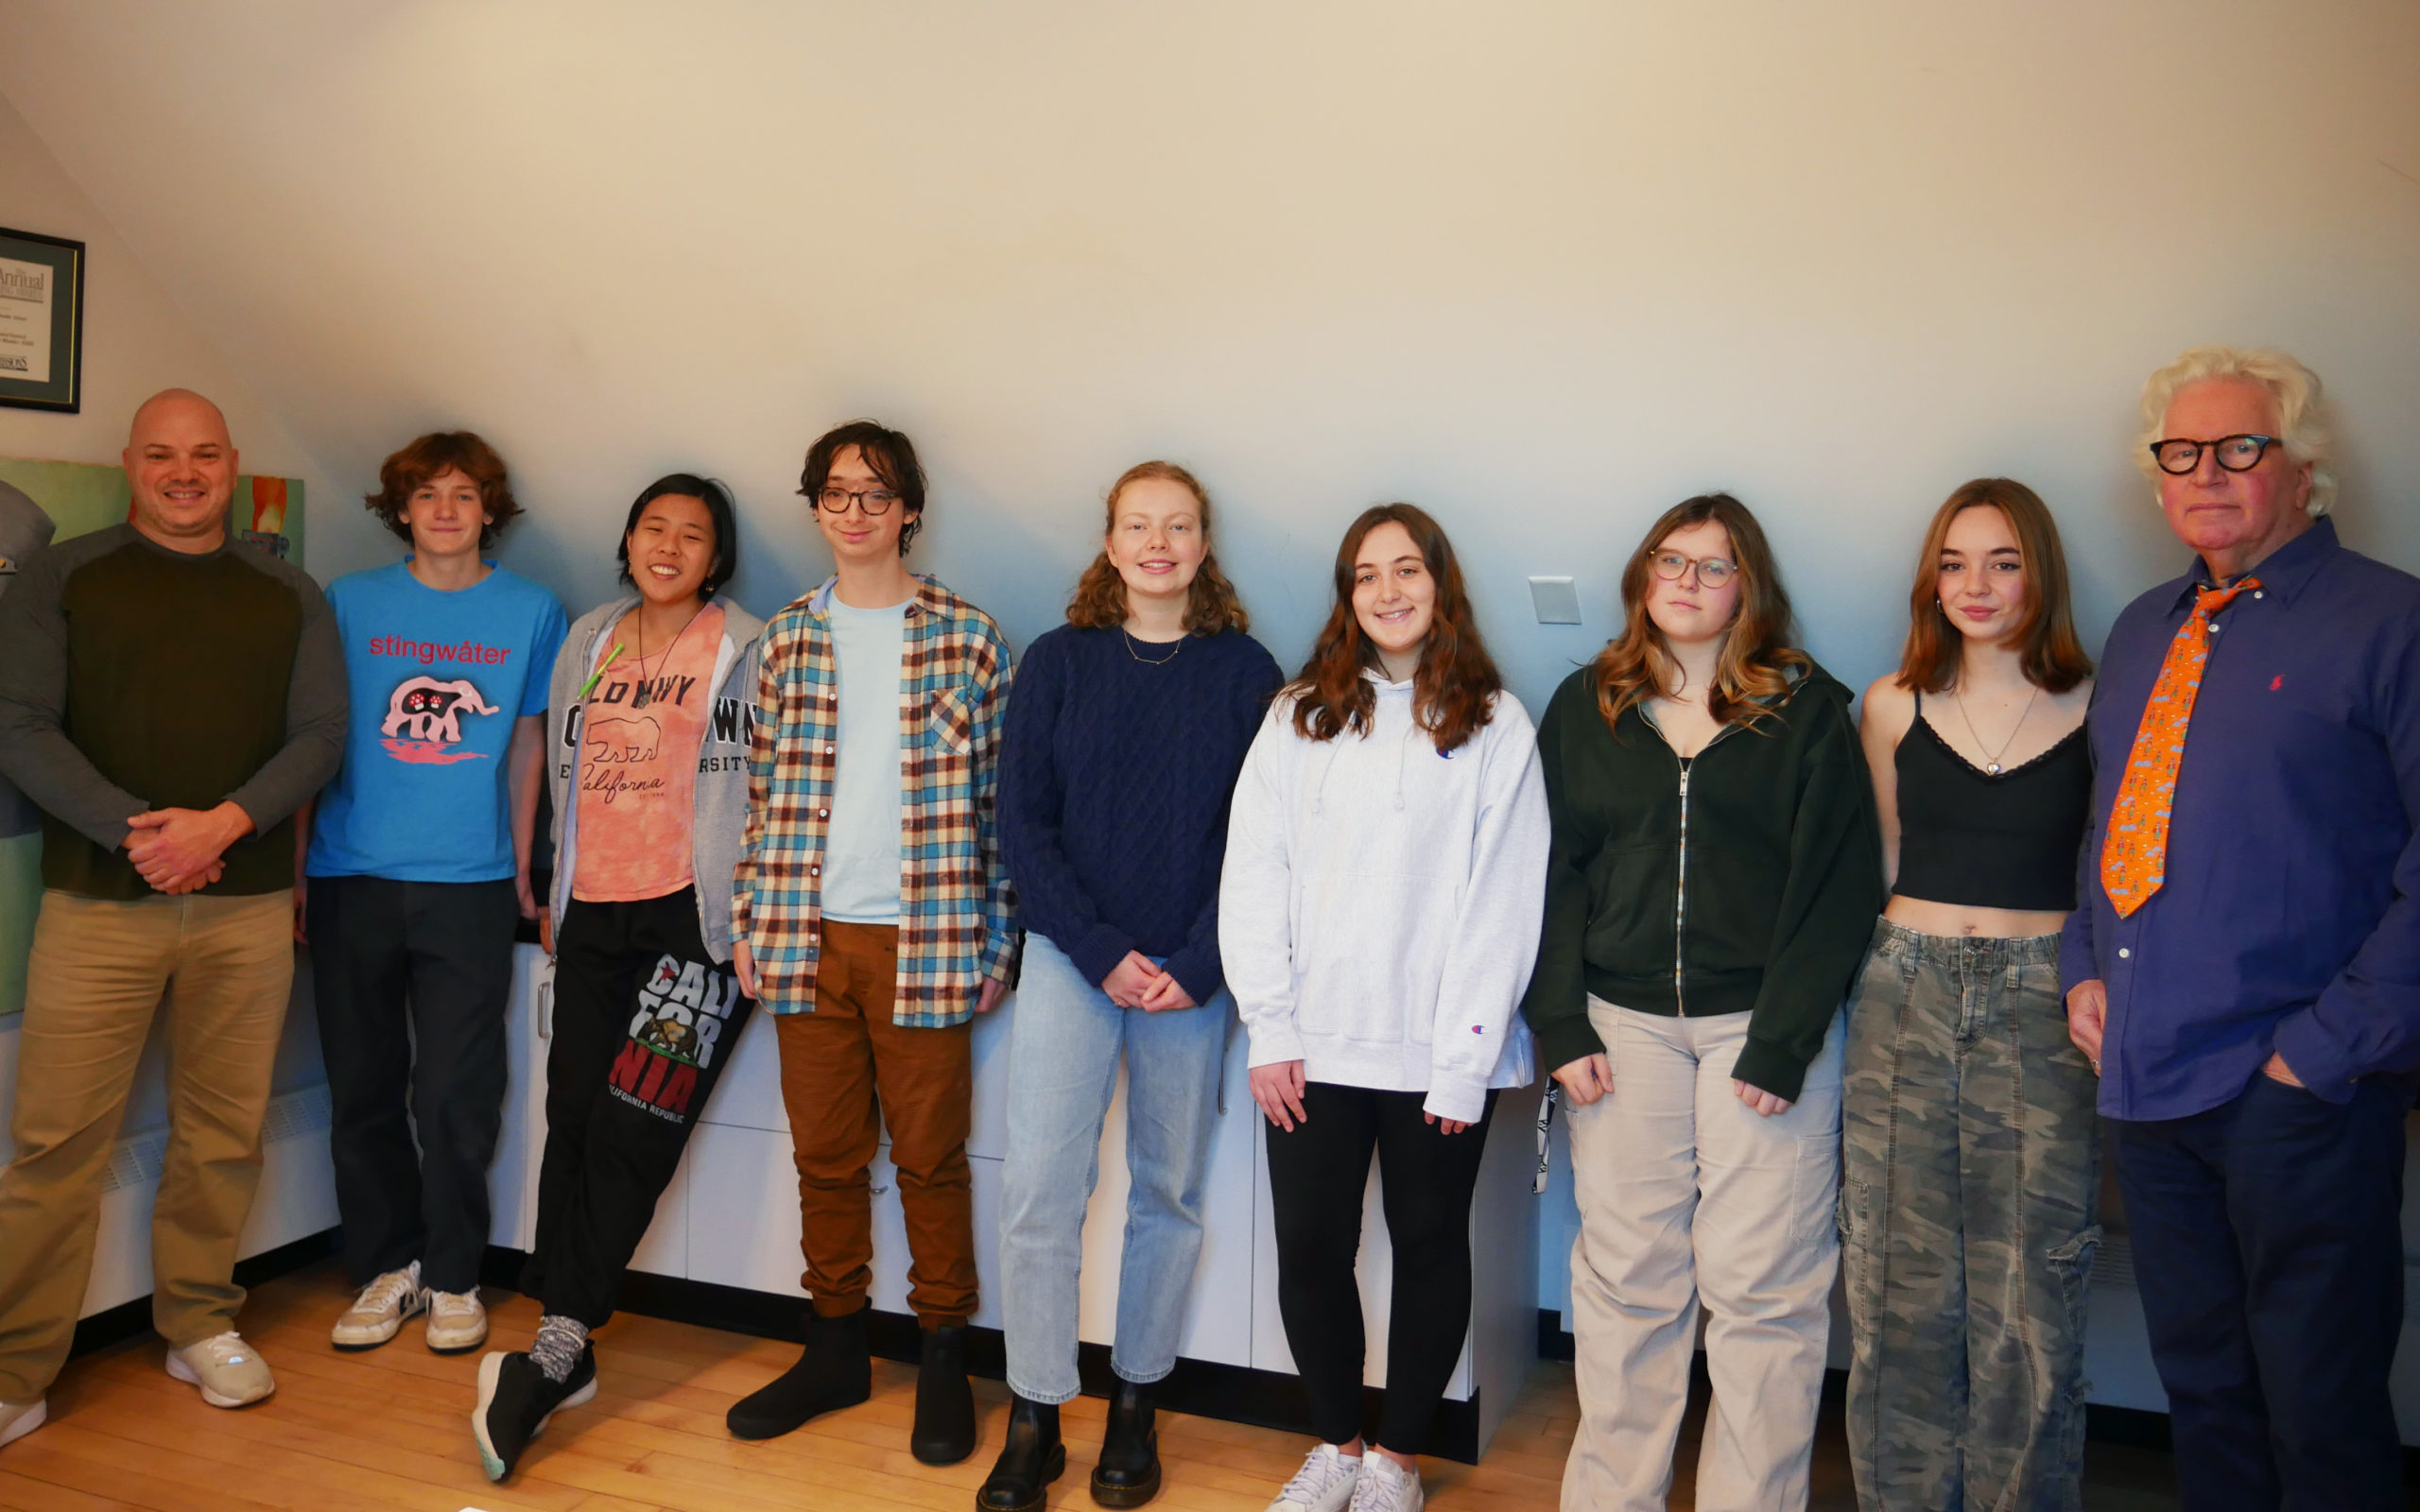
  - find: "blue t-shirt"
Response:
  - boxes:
[306,560,567,883]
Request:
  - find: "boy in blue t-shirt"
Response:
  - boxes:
[302,432,565,1357]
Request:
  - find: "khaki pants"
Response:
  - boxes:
[774,920,977,1325]
[1563,999,1844,1512]
[0,890,292,1402]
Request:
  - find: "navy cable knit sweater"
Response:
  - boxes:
[998,623,1283,1003]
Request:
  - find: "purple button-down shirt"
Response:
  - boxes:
[2061,517,2420,1121]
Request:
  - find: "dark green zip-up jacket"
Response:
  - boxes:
[1519,661,1881,1102]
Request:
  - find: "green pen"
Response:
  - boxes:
[577,643,624,700]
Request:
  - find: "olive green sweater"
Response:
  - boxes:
[1519,662,1882,1102]
[0,524,345,899]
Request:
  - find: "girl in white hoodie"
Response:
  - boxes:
[1221,504,1549,1512]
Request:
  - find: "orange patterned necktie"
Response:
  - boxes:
[2100,577,2261,917]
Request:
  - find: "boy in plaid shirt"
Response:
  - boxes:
[725,421,1016,1466]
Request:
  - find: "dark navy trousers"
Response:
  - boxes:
[2111,1073,2408,1512]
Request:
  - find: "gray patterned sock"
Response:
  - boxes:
[530,1314,589,1383]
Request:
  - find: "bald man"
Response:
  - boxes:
[0,389,344,1443]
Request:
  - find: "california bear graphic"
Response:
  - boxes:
[638,1012,700,1063]
[381,676,500,744]
[584,715,662,765]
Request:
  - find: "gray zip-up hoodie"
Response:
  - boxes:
[547,593,765,962]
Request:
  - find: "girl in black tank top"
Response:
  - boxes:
[1892,686,2091,912]
[1841,480,2103,1512]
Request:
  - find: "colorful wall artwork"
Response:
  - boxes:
[0,456,305,1018]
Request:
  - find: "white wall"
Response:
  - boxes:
[0,91,336,523]
[0,0,2412,699]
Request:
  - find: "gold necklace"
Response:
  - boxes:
[1123,627,1183,666]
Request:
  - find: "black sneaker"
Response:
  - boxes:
[472,1345,596,1482]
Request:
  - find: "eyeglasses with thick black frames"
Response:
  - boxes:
[2149,434,2281,476]
[814,487,903,517]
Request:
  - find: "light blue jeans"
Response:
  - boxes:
[998,934,1231,1403]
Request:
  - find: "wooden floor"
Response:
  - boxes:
[0,1263,2183,1511]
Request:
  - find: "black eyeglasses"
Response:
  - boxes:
[815,487,902,517]
[2149,434,2280,476]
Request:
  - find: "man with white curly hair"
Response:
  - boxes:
[2062,346,2419,1509]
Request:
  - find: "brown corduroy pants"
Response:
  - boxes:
[773,920,977,1326]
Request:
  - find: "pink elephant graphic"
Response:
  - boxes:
[382,676,501,745]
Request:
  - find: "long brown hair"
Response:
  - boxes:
[1065,461,1251,635]
[1593,492,1808,732]
[1896,478,2093,695]
[1288,503,1502,754]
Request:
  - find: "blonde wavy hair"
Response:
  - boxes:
[2135,345,2334,516]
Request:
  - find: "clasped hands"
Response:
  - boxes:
[123,801,252,894]
[1102,951,1196,1013]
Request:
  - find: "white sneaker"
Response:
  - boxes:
[1349,1453,1424,1512]
[332,1262,427,1349]
[165,1332,275,1407]
[425,1289,489,1353]
[0,1398,44,1450]
[1266,1444,1362,1512]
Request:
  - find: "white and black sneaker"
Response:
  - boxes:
[332,1263,427,1350]
[472,1345,596,1483]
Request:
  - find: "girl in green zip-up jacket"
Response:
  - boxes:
[1524,492,1880,1512]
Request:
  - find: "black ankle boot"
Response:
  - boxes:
[724,1306,872,1440]
[976,1394,1064,1512]
[911,1322,977,1465]
[1090,1378,1161,1507]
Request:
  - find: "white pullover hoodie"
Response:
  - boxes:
[1219,672,1550,1124]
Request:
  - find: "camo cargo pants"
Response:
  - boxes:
[1841,919,2101,1512]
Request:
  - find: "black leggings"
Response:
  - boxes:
[1264,1082,1497,1455]
[519,887,753,1327]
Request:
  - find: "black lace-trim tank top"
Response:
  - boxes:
[1892,689,2093,912]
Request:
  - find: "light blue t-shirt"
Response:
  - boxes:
[306,560,567,883]
[821,596,908,923]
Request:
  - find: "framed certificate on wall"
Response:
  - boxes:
[0,226,86,414]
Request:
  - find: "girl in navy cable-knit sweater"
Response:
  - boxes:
[985,461,1279,1512]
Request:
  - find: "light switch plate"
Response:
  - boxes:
[1529,576,1582,625]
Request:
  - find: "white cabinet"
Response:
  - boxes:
[485,943,548,1251]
